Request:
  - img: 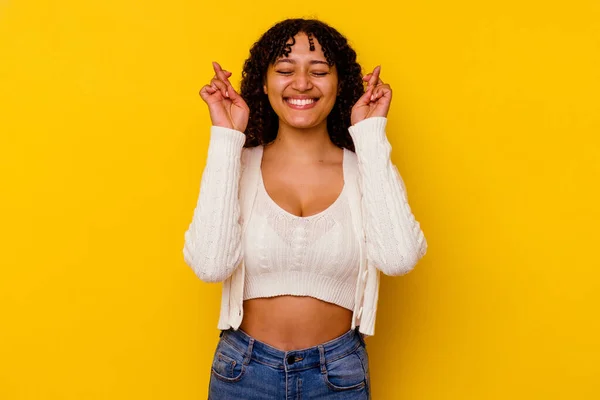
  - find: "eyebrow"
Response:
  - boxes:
[274,59,330,66]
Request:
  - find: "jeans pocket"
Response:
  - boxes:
[322,348,367,391]
[210,338,248,383]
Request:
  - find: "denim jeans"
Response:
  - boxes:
[208,327,371,399]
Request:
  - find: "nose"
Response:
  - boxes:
[291,71,313,92]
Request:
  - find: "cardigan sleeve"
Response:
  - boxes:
[349,117,428,276]
[183,126,246,283]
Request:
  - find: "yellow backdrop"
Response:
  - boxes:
[1,0,599,398]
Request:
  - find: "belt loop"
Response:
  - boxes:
[243,338,254,366]
[355,327,366,347]
[318,345,327,374]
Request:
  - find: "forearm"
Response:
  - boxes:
[349,117,427,276]
[183,126,246,282]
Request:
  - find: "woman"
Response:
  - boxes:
[184,18,427,399]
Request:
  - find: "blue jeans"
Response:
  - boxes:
[208,327,371,399]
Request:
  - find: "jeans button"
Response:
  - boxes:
[287,355,295,364]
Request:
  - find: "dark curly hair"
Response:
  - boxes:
[240,19,364,152]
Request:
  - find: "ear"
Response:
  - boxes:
[263,83,268,95]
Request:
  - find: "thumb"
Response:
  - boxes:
[226,85,246,108]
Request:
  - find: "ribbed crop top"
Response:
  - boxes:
[242,148,361,310]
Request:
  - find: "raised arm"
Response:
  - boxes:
[183,128,246,282]
[349,117,427,276]
[350,66,427,276]
[183,62,250,282]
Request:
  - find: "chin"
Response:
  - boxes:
[282,115,327,129]
[288,121,321,130]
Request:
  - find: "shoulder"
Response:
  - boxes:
[241,146,263,168]
[241,146,264,177]
[343,148,359,175]
[343,148,358,163]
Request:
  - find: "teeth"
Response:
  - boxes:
[287,98,315,106]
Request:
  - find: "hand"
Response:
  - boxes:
[350,65,392,125]
[199,62,249,132]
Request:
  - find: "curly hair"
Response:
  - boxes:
[240,19,364,152]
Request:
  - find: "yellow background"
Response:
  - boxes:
[1,0,599,398]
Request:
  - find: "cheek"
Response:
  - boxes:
[265,76,289,93]
[265,82,282,104]
[322,82,339,104]
[322,79,339,98]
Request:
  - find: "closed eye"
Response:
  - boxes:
[275,71,329,76]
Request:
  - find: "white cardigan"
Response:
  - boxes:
[183,117,427,336]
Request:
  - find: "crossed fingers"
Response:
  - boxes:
[203,62,233,99]
[362,65,390,102]
[363,65,384,86]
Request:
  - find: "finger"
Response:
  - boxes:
[213,70,231,79]
[370,86,378,102]
[373,84,391,101]
[200,84,217,95]
[218,70,237,100]
[210,77,228,97]
[364,65,385,83]
[367,66,381,89]
[355,85,375,106]
[374,88,383,101]
[363,76,386,88]
[373,84,381,99]
[209,75,218,91]
[212,64,232,78]
[225,85,245,107]
[210,78,227,94]
[210,72,233,91]
[199,85,217,101]
[204,85,217,94]
[213,62,233,97]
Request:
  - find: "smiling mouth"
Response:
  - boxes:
[284,97,319,108]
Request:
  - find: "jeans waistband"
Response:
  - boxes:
[220,327,365,371]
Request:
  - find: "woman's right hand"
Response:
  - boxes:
[199,62,249,132]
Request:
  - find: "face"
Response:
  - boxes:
[263,33,339,131]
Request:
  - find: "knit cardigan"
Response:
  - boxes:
[183,117,427,336]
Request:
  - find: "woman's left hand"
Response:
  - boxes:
[351,65,392,125]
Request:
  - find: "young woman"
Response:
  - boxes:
[184,18,427,399]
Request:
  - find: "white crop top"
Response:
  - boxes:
[242,148,361,310]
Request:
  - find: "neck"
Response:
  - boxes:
[268,120,337,161]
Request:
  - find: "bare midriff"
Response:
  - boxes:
[238,296,353,351]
